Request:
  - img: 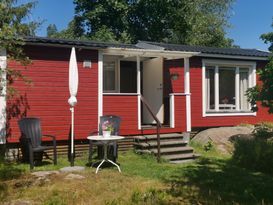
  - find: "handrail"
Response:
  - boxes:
[140,95,162,162]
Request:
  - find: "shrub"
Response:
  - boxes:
[232,122,273,174]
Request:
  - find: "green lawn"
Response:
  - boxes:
[1,144,273,205]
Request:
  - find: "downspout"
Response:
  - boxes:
[184,57,191,143]
[98,50,103,129]
[0,48,7,144]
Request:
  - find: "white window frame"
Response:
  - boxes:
[103,59,120,93]
[202,59,256,117]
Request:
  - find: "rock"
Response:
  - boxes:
[31,171,59,178]
[60,166,85,173]
[64,173,86,180]
[192,126,254,154]
[5,200,32,205]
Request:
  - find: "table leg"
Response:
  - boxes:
[96,143,108,174]
[96,159,106,174]
[107,159,121,172]
[95,141,121,173]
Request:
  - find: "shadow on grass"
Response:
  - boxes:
[164,157,273,204]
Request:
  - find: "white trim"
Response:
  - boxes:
[170,94,175,128]
[202,62,206,117]
[235,67,240,111]
[198,53,269,61]
[98,51,103,129]
[204,112,256,117]
[169,93,191,96]
[184,58,191,132]
[137,56,141,130]
[202,59,257,117]
[215,66,219,111]
[0,49,7,144]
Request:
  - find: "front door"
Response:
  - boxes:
[142,57,164,124]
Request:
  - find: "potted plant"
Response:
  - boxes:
[102,120,114,137]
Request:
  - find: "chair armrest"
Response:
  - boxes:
[42,134,56,139]
[42,134,56,147]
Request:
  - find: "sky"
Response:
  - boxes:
[20,0,273,51]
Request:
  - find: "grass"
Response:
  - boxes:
[1,146,273,204]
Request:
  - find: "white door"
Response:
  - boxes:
[142,57,164,124]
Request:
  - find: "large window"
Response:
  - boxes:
[203,60,256,116]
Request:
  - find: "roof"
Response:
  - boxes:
[24,36,271,59]
[137,41,270,58]
[24,36,136,49]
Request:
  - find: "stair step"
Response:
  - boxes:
[134,139,187,148]
[135,149,152,154]
[150,146,193,154]
[162,153,200,161]
[134,133,184,141]
[169,159,196,164]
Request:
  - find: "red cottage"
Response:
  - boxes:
[0,37,271,157]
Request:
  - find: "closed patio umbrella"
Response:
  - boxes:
[68,47,78,167]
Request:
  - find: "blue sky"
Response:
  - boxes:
[22,0,273,51]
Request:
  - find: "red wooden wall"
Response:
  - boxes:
[190,57,273,128]
[7,45,98,142]
[103,95,138,135]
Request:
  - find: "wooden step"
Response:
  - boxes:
[134,133,184,141]
[150,146,193,154]
[134,139,187,148]
[162,153,200,161]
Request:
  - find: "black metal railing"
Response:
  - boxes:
[140,95,162,162]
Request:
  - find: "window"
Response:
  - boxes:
[203,60,256,116]
[103,60,138,93]
[103,61,118,92]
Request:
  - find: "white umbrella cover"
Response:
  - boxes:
[68,47,78,166]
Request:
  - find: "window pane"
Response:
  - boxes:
[219,68,235,110]
[240,69,249,110]
[206,67,215,110]
[103,61,116,92]
[120,61,137,93]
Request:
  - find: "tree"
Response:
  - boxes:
[47,24,58,37]
[46,19,87,40]
[260,19,273,51]
[246,20,273,113]
[0,0,39,96]
[70,0,235,47]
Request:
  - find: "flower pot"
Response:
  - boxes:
[103,131,111,138]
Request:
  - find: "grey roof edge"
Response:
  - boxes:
[23,36,136,49]
[140,40,271,58]
[23,36,271,59]
[136,41,165,50]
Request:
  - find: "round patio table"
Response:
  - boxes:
[87,135,124,174]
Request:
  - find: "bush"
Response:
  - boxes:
[232,123,273,174]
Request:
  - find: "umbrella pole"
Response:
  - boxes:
[70,107,74,167]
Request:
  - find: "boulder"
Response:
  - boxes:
[192,126,254,154]
[31,171,59,178]
[64,173,86,180]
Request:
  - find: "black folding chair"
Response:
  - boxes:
[18,117,57,169]
[89,115,121,164]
